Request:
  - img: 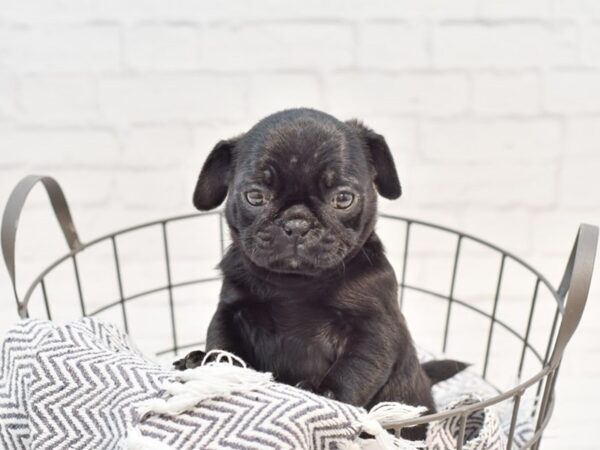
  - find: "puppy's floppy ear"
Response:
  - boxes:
[346,119,401,199]
[193,136,241,210]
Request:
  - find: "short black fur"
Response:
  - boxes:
[177,108,464,440]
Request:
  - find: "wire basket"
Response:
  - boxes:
[2,175,598,450]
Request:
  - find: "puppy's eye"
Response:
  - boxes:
[331,191,354,209]
[245,190,269,207]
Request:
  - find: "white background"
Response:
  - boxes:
[1,1,599,448]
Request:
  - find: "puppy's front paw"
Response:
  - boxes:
[172,357,187,370]
[172,350,206,370]
[295,380,316,392]
[319,388,336,400]
[315,383,337,400]
[295,380,337,400]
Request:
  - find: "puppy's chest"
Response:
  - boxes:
[233,301,352,383]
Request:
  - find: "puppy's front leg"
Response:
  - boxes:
[318,323,395,406]
[205,304,242,354]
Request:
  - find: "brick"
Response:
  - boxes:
[19,75,98,124]
[327,72,469,117]
[0,128,120,167]
[555,0,600,18]
[249,74,322,119]
[408,161,558,208]
[531,212,594,256]
[565,117,600,156]
[115,171,187,209]
[545,70,600,113]
[368,0,478,19]
[472,72,540,116]
[239,0,353,19]
[168,0,445,22]
[580,0,600,17]
[549,0,581,17]
[121,125,193,168]
[582,24,600,67]
[458,210,534,255]
[88,0,158,23]
[150,0,251,21]
[357,22,429,69]
[433,23,578,68]
[478,0,550,18]
[0,25,120,72]
[31,0,224,24]
[50,169,115,206]
[199,23,354,70]
[421,119,562,162]
[0,0,91,23]
[557,157,600,208]
[0,24,26,68]
[406,0,479,18]
[125,25,201,71]
[98,74,247,123]
[225,0,477,20]
[0,72,17,119]
[0,141,25,167]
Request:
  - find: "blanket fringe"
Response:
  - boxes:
[137,350,272,417]
[132,350,424,450]
[129,350,272,449]
[338,403,427,450]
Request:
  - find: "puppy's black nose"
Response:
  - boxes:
[283,219,311,237]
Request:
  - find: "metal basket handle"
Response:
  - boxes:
[1,175,82,317]
[549,223,598,368]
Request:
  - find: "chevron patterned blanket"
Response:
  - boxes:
[0,318,533,450]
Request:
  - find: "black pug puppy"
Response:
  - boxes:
[175,108,464,440]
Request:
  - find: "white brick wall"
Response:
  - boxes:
[433,23,578,68]
[0,1,599,448]
[471,72,540,115]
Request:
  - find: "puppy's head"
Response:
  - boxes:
[193,108,400,276]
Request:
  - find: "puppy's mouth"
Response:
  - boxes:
[242,243,332,276]
[239,226,348,276]
[266,254,320,275]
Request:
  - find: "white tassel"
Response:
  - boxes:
[137,350,272,417]
[201,349,247,367]
[339,402,427,450]
[368,402,427,430]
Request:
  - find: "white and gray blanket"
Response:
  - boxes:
[0,318,533,449]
